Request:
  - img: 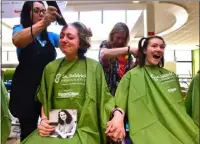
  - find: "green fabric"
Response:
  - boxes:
[22,57,115,144]
[185,72,199,127]
[1,80,11,144]
[115,66,199,144]
[53,59,86,118]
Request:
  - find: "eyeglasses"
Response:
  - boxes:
[33,7,46,14]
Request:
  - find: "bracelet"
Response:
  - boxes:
[112,109,123,115]
[127,46,130,55]
[40,118,47,123]
[111,107,124,117]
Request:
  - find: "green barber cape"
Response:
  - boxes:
[115,66,199,144]
[1,80,11,144]
[185,72,199,127]
[53,59,86,116]
[22,57,115,144]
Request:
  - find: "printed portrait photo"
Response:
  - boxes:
[49,109,77,139]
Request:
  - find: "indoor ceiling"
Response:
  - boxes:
[161,1,199,47]
[1,0,199,50]
[65,0,199,48]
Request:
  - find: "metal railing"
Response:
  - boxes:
[2,50,18,62]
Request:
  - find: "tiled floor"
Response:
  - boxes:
[6,138,20,144]
[6,139,125,144]
[6,112,21,144]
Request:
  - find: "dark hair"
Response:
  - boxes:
[137,36,166,67]
[20,1,47,41]
[61,22,92,59]
[108,22,130,47]
[20,1,44,28]
[58,110,73,125]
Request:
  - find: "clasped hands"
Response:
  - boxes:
[38,109,126,142]
[105,109,126,142]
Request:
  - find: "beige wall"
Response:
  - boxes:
[192,49,199,75]
[164,61,176,73]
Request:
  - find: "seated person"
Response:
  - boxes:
[1,79,11,144]
[21,22,125,144]
[185,70,199,127]
[106,36,199,144]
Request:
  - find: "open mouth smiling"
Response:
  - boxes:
[153,55,161,59]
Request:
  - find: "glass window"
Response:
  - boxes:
[175,50,192,61]
[176,62,192,78]
[164,50,175,61]
[47,24,62,34]
[63,12,78,23]
[44,12,75,34]
[91,44,101,50]
[8,51,18,62]
[127,10,142,25]
[2,25,13,43]
[80,11,101,24]
[2,17,20,27]
[86,50,99,61]
[79,11,102,41]
[103,10,125,24]
[2,51,8,62]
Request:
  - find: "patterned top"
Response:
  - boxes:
[99,40,133,96]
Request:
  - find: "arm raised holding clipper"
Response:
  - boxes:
[12,5,61,48]
[9,2,61,142]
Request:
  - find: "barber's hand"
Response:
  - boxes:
[42,6,61,27]
[105,111,125,142]
[38,119,56,137]
[130,47,138,57]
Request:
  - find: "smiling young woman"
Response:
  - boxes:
[106,36,199,144]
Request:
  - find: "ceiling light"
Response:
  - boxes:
[132,1,140,3]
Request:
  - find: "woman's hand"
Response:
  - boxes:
[38,119,56,137]
[105,111,126,142]
[42,6,61,27]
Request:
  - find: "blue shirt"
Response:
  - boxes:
[13,25,60,57]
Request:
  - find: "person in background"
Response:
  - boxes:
[185,70,199,127]
[107,36,199,144]
[99,22,138,96]
[21,22,125,144]
[99,22,138,144]
[1,79,11,144]
[9,1,61,141]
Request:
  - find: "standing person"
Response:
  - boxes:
[1,80,11,144]
[107,36,199,144]
[99,22,138,96]
[21,22,125,144]
[185,70,199,127]
[99,22,137,144]
[9,1,61,141]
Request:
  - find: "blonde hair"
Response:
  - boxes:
[108,22,130,47]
